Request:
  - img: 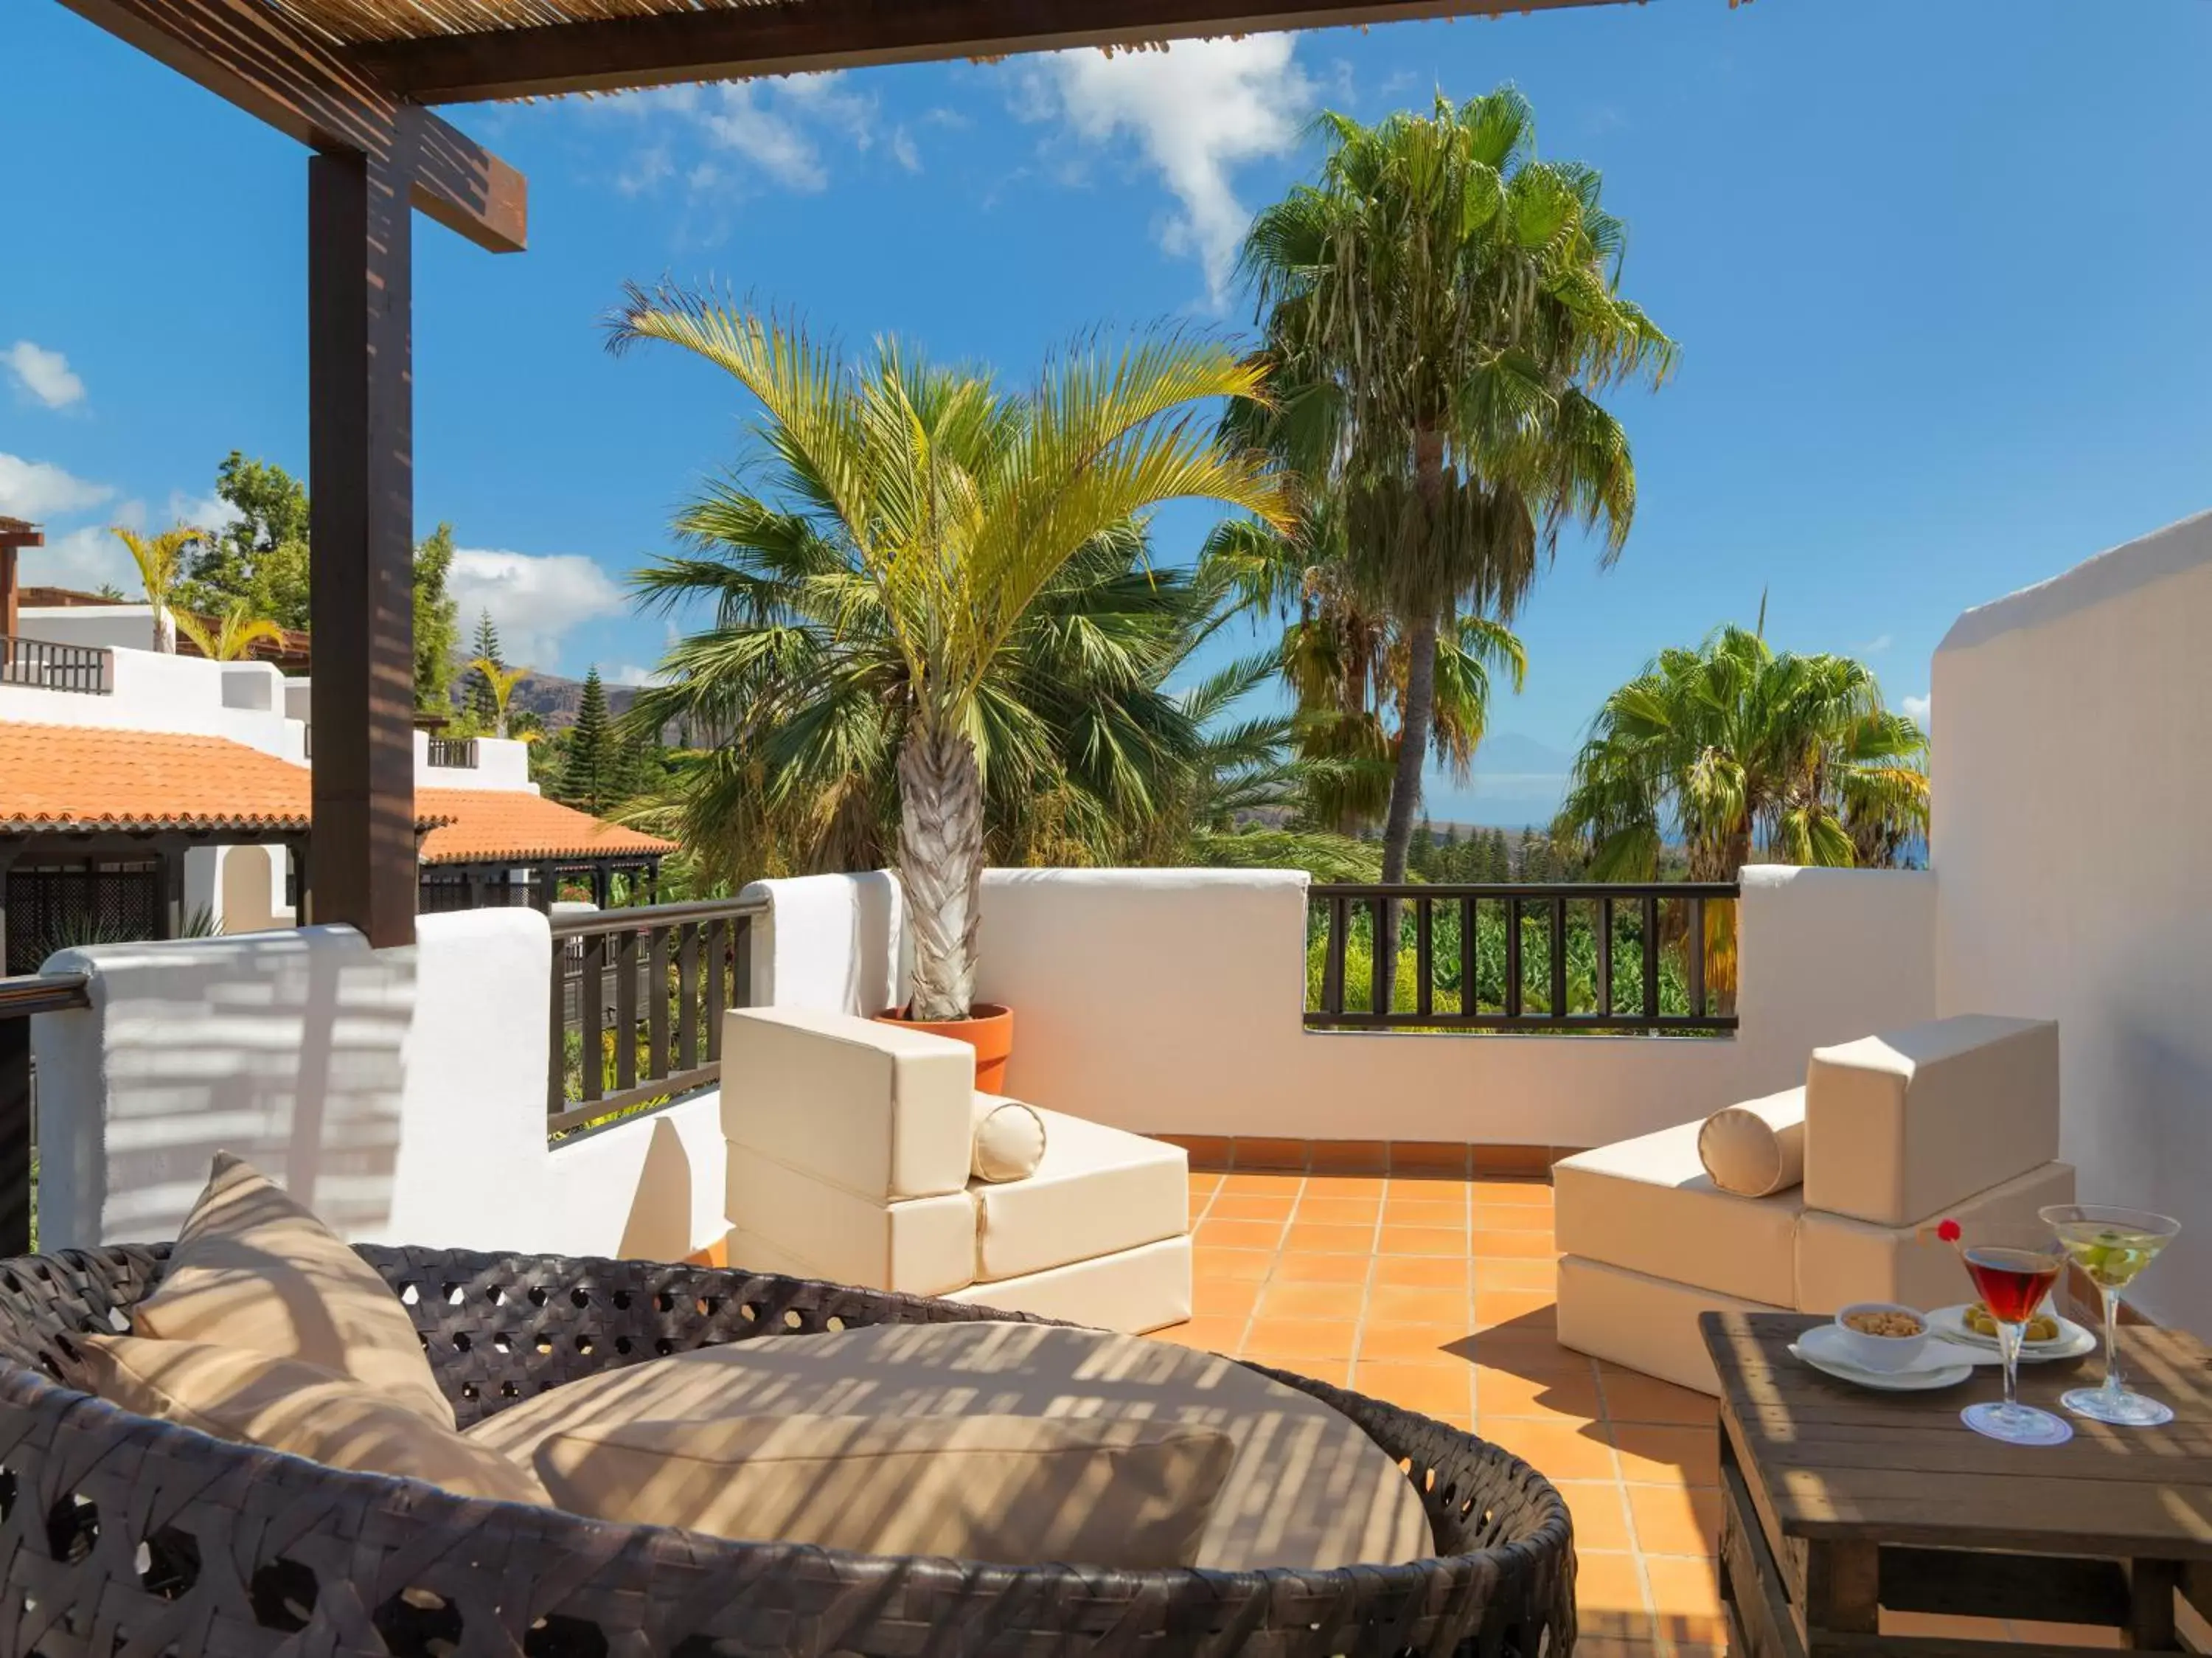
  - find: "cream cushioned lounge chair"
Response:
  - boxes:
[1554,1014,2075,1394]
[721,1005,1192,1332]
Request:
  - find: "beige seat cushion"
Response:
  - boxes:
[1805,1015,2059,1227]
[131,1153,453,1429]
[946,1234,1192,1334]
[536,1412,1232,1567]
[727,1162,976,1297]
[972,1110,1187,1283]
[466,1321,1432,1572]
[971,1093,1047,1182]
[1697,1087,1806,1196]
[722,1006,974,1203]
[81,1336,547,1506]
[1796,1160,2076,1314]
[1554,1121,1802,1306]
[1556,1255,1784,1397]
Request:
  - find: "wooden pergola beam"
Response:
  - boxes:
[57,0,525,252]
[354,0,1619,103]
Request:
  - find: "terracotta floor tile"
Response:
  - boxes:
[1221,1172,1307,1196]
[1192,1277,1262,1319]
[1366,1283,1471,1326]
[1472,1179,1554,1207]
[1187,1173,1224,1196]
[1307,1176,1389,1197]
[1572,1550,1658,1643]
[1206,1194,1297,1223]
[1610,1423,1719,1487]
[1477,1258,1560,1291]
[1480,1415,1621,1481]
[1380,1225,1470,1257]
[1473,1203,1556,1233]
[1146,1317,1245,1352]
[1472,1228,1561,1259]
[1374,1255,1472,1289]
[1273,1252,1373,1285]
[1644,1555,1725,1645]
[1284,1222,1379,1254]
[1601,1374,1717,1429]
[1554,1480,1633,1552]
[1351,1362,1475,1421]
[1382,1198,1470,1227]
[1197,1218,1287,1251]
[1475,1364,1603,1422]
[1357,1322,1471,1364]
[1245,1317,1357,1359]
[1256,1280,1356,1320]
[1473,1289,1558,1332]
[1461,1332,1593,1373]
[1192,1246,1274,1281]
[1186,1199,1211,1225]
[1294,1196,1381,1227]
[1627,1484,1722,1558]
[1239,1351,1351,1387]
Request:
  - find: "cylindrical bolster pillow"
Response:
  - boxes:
[972,1092,1048,1182]
[1697,1086,1808,1196]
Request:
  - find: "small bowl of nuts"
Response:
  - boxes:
[1832,1303,1930,1373]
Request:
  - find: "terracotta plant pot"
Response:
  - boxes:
[875,1002,1015,1092]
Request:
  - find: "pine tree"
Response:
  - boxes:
[1517,826,1545,882]
[563,667,614,814]
[469,609,504,724]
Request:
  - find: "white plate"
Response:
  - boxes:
[1791,1331,1975,1392]
[1925,1304,2097,1363]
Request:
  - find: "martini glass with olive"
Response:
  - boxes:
[2039,1204,2181,1426]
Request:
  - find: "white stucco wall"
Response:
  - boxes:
[1933,509,2212,1332]
[740,870,906,1015]
[1,631,305,760]
[414,729,538,792]
[32,909,728,1260]
[748,864,1936,1150]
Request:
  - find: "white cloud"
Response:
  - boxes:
[607,72,893,201]
[605,664,670,688]
[448,548,625,671]
[4,341,86,410]
[1857,632,1893,656]
[1902,693,1931,726]
[34,521,136,590]
[164,490,241,537]
[1018,38,1314,302]
[0,453,114,519]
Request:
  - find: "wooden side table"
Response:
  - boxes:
[1700,1311,2212,1657]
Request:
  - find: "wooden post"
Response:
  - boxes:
[309,120,418,948]
[0,1016,27,1258]
[0,519,39,642]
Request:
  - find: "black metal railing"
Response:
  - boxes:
[1305,882,1739,1033]
[0,971,91,1255]
[426,736,479,769]
[0,636,112,695]
[548,896,765,1137]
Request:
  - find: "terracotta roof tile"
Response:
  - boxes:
[417,788,674,865]
[0,723,325,834]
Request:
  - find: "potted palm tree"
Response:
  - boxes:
[611,288,1289,1083]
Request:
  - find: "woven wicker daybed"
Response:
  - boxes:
[0,1244,1576,1658]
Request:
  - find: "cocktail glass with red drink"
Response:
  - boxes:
[1949,1218,2072,1446]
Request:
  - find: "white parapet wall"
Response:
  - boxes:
[0,632,305,761]
[746,863,1937,1151]
[1933,508,2212,1333]
[33,908,729,1261]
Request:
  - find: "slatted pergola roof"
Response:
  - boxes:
[55,0,1628,947]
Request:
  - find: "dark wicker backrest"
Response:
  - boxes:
[0,1245,1575,1658]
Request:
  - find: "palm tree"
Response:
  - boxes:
[610,288,1288,1019]
[1239,89,1672,882]
[1204,508,1528,836]
[1552,624,1930,882]
[108,525,205,653]
[173,600,286,662]
[470,657,531,739]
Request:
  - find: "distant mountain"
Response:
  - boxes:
[501,670,639,730]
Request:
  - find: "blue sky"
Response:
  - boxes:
[5,0,2210,822]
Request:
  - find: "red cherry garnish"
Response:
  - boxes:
[1936,1218,1962,1243]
